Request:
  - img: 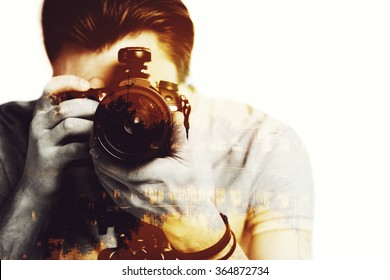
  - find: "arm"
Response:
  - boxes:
[244,125,314,260]
[248,230,312,259]
[0,76,98,259]
[0,180,52,259]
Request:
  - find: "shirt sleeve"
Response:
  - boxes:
[247,124,314,235]
[0,128,13,206]
[0,157,10,206]
[0,101,34,206]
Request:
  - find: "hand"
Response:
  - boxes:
[21,75,99,204]
[90,113,196,220]
[90,111,224,223]
[90,111,234,255]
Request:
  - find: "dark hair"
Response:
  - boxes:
[41,0,194,82]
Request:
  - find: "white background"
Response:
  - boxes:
[1,0,390,259]
[3,260,390,280]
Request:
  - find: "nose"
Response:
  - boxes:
[89,76,107,89]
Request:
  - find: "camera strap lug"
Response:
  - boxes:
[181,95,191,138]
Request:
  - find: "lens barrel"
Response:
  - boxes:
[94,79,172,163]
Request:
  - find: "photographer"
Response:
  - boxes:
[0,0,313,260]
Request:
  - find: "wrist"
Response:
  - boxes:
[164,213,237,260]
[18,177,57,209]
[162,211,225,250]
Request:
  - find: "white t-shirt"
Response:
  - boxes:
[187,92,313,252]
[0,91,314,259]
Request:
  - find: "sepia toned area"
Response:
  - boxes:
[0,0,313,260]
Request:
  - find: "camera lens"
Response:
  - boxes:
[94,85,172,163]
[123,114,143,134]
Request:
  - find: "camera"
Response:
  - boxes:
[54,47,191,163]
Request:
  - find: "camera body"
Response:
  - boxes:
[54,47,191,163]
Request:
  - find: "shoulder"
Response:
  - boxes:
[187,93,314,233]
[188,90,312,185]
[189,92,293,153]
[189,91,312,190]
[0,100,35,150]
[189,92,267,126]
[0,100,36,197]
[0,100,36,132]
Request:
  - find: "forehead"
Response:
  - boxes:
[52,32,176,82]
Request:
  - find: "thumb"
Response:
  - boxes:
[170,112,188,156]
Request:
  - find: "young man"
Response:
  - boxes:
[0,0,313,259]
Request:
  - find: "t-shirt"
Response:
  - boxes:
[0,92,314,259]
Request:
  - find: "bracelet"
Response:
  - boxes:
[171,213,233,260]
[218,230,236,260]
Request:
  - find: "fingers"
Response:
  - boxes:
[90,145,149,184]
[56,142,90,166]
[36,75,91,112]
[32,98,99,131]
[89,111,191,183]
[170,112,188,156]
[22,75,98,192]
[47,117,94,145]
[95,168,168,220]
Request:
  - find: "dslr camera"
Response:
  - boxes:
[55,47,191,163]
